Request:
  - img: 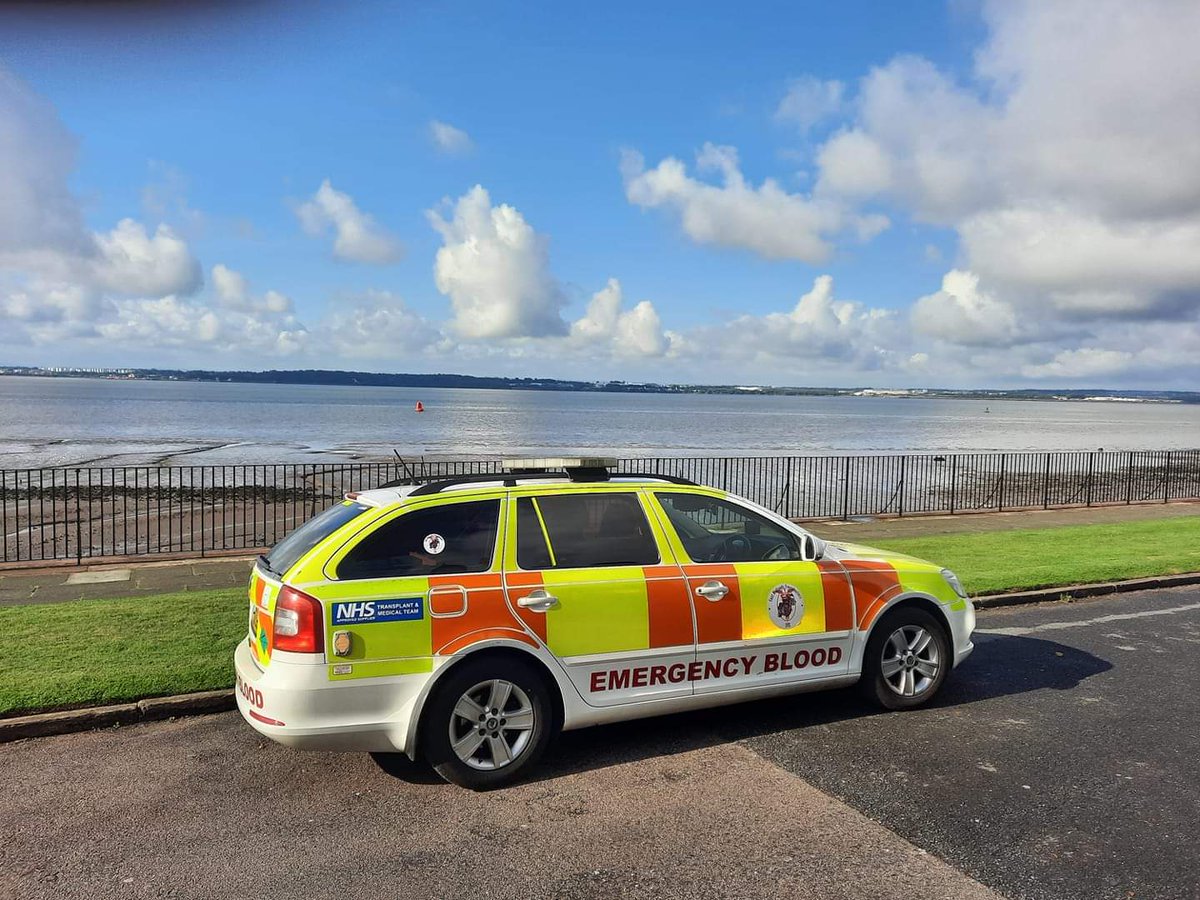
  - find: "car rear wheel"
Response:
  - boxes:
[421,656,555,790]
[861,607,949,710]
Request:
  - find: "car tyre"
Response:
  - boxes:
[421,655,555,790]
[861,606,950,711]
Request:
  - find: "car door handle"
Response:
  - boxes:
[695,580,729,602]
[517,589,559,612]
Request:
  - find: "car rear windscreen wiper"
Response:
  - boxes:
[257,554,281,578]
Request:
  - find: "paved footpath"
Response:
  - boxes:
[3,587,1199,899]
[0,718,1000,900]
[1,501,1196,607]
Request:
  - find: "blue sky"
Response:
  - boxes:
[0,1,1197,389]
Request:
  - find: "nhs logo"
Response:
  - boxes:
[332,598,424,625]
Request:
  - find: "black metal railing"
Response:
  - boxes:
[2,450,1198,564]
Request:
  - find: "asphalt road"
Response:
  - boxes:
[3,587,1198,899]
[742,586,1200,900]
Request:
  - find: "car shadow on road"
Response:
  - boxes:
[372,632,1112,788]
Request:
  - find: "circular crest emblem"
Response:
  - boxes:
[422,533,445,555]
[768,583,803,629]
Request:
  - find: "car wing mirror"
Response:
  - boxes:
[799,534,822,562]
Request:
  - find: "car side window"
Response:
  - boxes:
[656,492,800,564]
[516,493,659,569]
[336,499,500,580]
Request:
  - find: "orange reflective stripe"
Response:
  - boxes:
[845,561,902,629]
[643,564,693,648]
[817,560,855,631]
[683,563,742,644]
[438,628,539,656]
[430,572,525,656]
[503,571,548,644]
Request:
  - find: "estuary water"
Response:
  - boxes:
[0,376,1197,468]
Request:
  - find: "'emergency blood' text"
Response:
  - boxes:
[588,646,844,693]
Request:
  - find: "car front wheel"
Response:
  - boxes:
[861,607,950,710]
[421,656,555,790]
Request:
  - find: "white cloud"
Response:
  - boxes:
[92,219,202,297]
[96,296,223,348]
[911,269,1023,347]
[0,67,90,259]
[428,185,568,339]
[296,180,403,264]
[815,1,1200,326]
[570,278,672,357]
[211,263,293,315]
[768,0,1200,388]
[429,120,474,155]
[622,143,888,263]
[1020,347,1135,381]
[958,208,1200,312]
[320,290,443,358]
[211,263,249,308]
[815,129,893,198]
[775,76,845,131]
[680,275,903,379]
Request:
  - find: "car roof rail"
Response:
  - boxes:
[385,470,698,496]
[611,472,698,486]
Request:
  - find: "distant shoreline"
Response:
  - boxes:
[1,367,1194,404]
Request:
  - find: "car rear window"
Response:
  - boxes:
[516,493,658,569]
[263,500,369,576]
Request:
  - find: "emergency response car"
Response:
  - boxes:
[235,459,975,789]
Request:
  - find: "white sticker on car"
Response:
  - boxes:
[768,583,803,629]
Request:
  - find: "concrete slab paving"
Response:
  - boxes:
[63,569,131,585]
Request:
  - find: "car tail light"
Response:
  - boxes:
[272,585,324,654]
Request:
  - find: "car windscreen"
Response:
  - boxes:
[263,500,370,576]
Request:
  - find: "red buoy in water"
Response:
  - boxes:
[415,401,425,413]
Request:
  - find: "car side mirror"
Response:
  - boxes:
[799,534,820,562]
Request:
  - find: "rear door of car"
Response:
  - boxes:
[303,495,509,682]
[501,488,695,707]
[646,489,854,695]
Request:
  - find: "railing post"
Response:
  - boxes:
[1043,452,1051,509]
[1163,451,1172,503]
[997,454,1006,511]
[841,456,851,520]
[1,470,7,563]
[898,455,906,517]
[949,455,957,514]
[1086,451,1095,507]
[74,468,82,564]
[1125,451,1134,504]
[784,456,794,517]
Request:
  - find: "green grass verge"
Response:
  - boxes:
[870,515,1200,595]
[0,588,245,717]
[3,516,1198,716]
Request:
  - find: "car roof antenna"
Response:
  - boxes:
[392,449,418,484]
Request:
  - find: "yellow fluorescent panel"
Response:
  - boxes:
[734,563,826,640]
[541,567,651,657]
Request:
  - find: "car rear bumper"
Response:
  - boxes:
[233,641,427,753]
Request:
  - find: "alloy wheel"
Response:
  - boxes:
[880,625,940,698]
[448,679,536,770]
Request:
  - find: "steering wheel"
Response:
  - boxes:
[712,534,752,562]
[763,542,791,561]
